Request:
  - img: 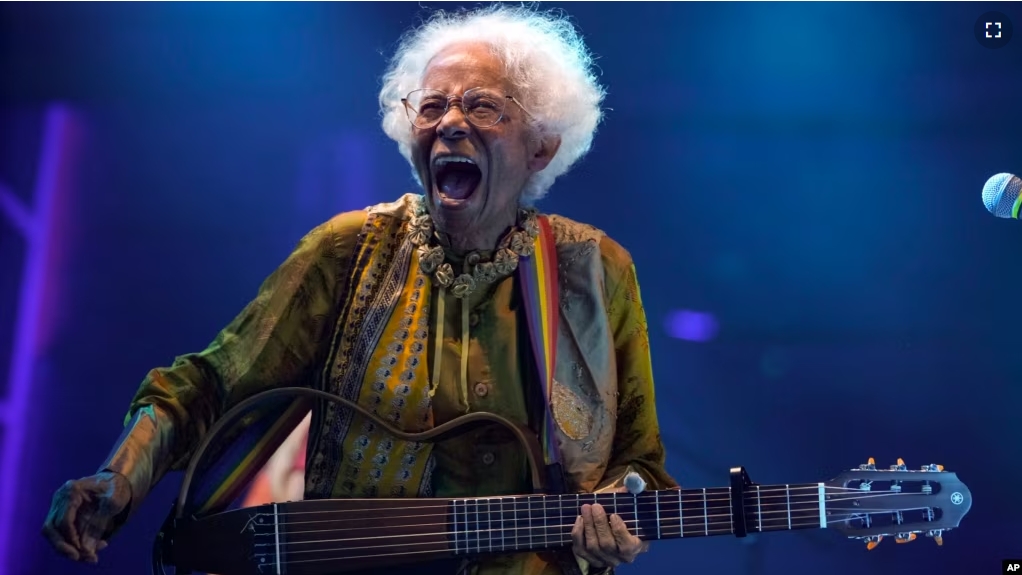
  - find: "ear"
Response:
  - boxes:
[527,135,561,173]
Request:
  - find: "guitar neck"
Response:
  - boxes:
[450,482,827,555]
[175,464,970,574]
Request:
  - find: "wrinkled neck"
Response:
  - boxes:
[434,219,514,257]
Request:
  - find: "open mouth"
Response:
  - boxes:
[433,155,482,201]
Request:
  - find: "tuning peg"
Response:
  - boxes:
[919,464,944,472]
[895,533,917,544]
[859,457,877,471]
[926,529,944,546]
[866,535,883,550]
[890,458,908,471]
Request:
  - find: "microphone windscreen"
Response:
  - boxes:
[982,173,1022,218]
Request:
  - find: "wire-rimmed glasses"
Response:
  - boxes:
[402,87,531,129]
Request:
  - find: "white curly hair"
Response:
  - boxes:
[378,4,606,202]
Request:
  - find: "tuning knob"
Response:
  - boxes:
[859,457,877,471]
[865,535,883,550]
[895,533,917,544]
[919,464,944,472]
[926,529,945,546]
[890,458,908,471]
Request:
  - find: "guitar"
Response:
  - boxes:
[159,457,971,575]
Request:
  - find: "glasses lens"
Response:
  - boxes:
[463,89,506,127]
[405,89,447,128]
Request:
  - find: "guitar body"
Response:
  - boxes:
[166,498,463,575]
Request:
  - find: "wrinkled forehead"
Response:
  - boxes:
[420,42,513,95]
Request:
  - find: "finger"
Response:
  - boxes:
[570,515,601,567]
[570,515,585,549]
[52,484,83,550]
[610,514,646,562]
[591,504,617,548]
[589,504,620,567]
[580,505,606,567]
[41,524,80,561]
[53,539,82,561]
[97,540,109,551]
[80,536,100,564]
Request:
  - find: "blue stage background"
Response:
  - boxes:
[1,2,1020,574]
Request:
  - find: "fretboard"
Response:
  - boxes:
[449,483,826,555]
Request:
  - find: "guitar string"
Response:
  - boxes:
[265,512,901,568]
[264,499,922,542]
[253,495,929,558]
[271,501,920,541]
[249,486,903,522]
[264,505,920,552]
[249,487,923,525]
[266,493,910,533]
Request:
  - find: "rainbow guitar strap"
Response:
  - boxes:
[518,216,584,574]
[517,215,569,491]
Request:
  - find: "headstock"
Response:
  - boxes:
[824,457,971,549]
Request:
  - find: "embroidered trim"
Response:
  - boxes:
[409,196,540,298]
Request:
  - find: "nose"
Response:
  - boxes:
[435,103,470,141]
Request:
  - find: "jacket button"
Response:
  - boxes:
[469,312,480,327]
[473,382,489,397]
[481,452,495,465]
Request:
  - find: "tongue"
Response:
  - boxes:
[438,170,480,200]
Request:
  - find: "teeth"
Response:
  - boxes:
[433,156,475,168]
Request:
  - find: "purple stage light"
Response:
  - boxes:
[664,309,719,342]
[0,105,78,573]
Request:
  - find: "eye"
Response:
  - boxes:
[419,99,446,113]
[467,97,501,111]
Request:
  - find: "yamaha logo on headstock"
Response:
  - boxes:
[1004,560,1022,573]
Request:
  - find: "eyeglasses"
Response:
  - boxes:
[401,87,532,129]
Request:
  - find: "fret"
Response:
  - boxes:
[487,497,493,553]
[612,492,619,533]
[512,496,519,551]
[677,488,683,536]
[453,499,460,553]
[542,494,548,549]
[727,487,733,534]
[654,490,661,540]
[560,494,568,546]
[755,485,762,533]
[493,497,503,553]
[466,498,472,552]
[473,498,481,553]
[498,497,505,551]
[702,488,708,536]
[786,484,791,530]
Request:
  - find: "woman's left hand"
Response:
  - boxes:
[569,486,651,570]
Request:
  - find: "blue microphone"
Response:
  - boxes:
[983,173,1022,219]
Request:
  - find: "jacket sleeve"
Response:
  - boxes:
[100,211,366,518]
[594,239,678,493]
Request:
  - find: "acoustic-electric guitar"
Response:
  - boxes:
[151,388,973,575]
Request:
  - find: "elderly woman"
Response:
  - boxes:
[42,6,675,575]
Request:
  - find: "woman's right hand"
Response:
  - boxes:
[41,471,132,563]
